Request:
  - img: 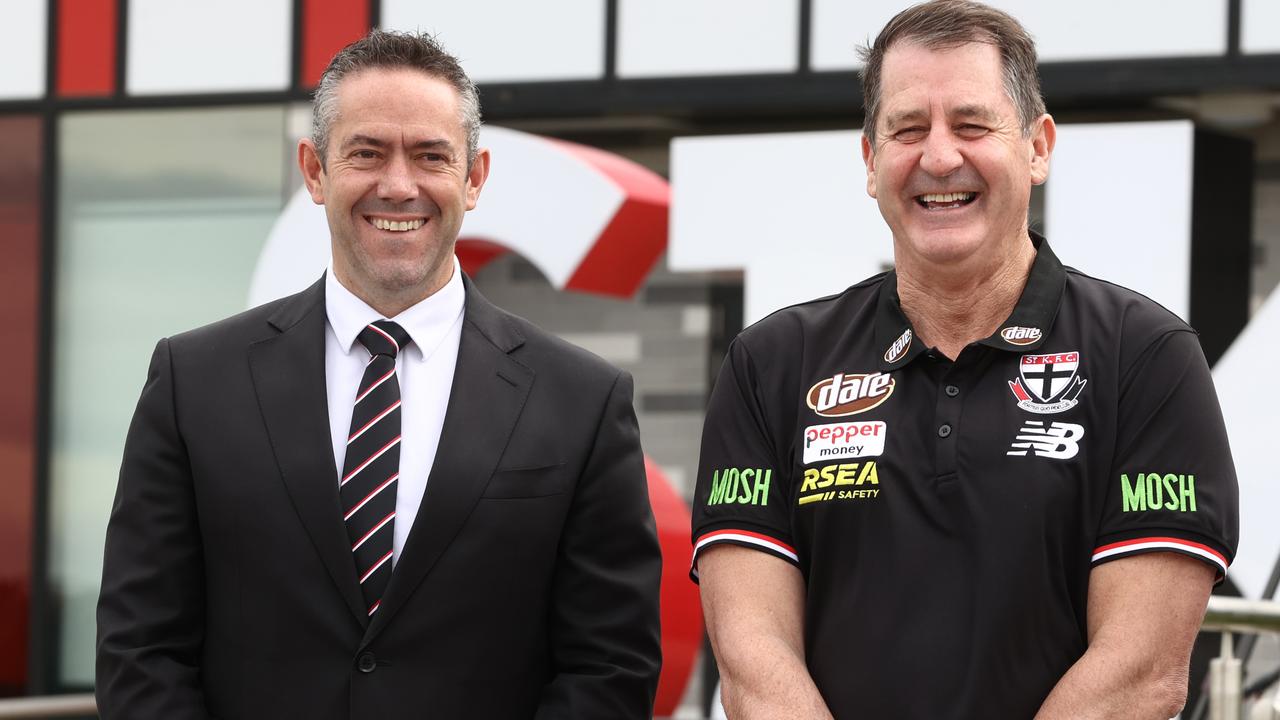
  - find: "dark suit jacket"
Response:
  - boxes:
[96,275,662,719]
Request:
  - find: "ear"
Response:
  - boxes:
[1029,114,1056,186]
[861,133,878,199]
[298,139,327,204]
[464,147,492,211]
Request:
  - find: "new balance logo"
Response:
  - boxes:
[1007,421,1085,459]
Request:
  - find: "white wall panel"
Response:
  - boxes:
[383,0,605,82]
[812,0,1227,70]
[618,0,799,78]
[1242,0,1280,54]
[127,0,291,94]
[0,0,47,99]
[669,130,890,324]
[1045,121,1194,321]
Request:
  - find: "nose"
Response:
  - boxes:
[378,153,418,202]
[918,126,964,178]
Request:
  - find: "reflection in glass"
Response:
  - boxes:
[51,106,292,686]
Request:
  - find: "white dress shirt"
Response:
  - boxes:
[324,258,465,565]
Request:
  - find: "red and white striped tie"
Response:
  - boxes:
[341,320,410,617]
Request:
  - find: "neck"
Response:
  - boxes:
[895,236,1036,360]
[334,263,454,319]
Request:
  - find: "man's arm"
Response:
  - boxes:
[700,545,834,720]
[96,339,209,719]
[535,371,662,719]
[1036,553,1214,719]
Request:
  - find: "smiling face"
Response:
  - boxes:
[299,67,489,314]
[862,41,1053,271]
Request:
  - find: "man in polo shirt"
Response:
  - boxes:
[690,1,1239,717]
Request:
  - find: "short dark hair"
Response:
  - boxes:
[858,0,1045,147]
[312,29,481,167]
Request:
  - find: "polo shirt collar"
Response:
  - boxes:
[325,256,466,363]
[876,231,1066,372]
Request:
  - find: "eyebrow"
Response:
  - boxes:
[951,105,1001,124]
[340,135,457,153]
[883,105,1001,130]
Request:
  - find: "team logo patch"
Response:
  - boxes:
[1000,326,1042,346]
[803,421,887,464]
[807,372,895,417]
[884,329,913,363]
[1008,351,1087,414]
[1007,420,1084,459]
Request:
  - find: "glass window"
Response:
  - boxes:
[50,106,292,686]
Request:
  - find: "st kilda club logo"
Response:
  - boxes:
[1008,351,1087,414]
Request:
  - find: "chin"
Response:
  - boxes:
[899,227,989,265]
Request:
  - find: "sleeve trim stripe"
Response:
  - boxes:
[690,529,799,580]
[1092,536,1228,575]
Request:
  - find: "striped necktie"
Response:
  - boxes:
[340,320,410,617]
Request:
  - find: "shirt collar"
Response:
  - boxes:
[325,256,466,363]
[875,230,1066,371]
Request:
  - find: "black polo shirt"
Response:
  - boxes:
[691,234,1239,718]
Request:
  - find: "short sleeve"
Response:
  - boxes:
[690,338,796,581]
[1094,330,1239,580]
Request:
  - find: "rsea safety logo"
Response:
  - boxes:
[705,467,771,507]
[802,421,887,464]
[1007,421,1085,459]
[1000,326,1042,346]
[797,462,880,506]
[1121,472,1197,513]
[884,329,913,364]
[806,372,895,417]
[1008,351,1087,414]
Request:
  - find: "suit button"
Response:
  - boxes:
[357,652,377,673]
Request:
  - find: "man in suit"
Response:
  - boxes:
[96,30,662,719]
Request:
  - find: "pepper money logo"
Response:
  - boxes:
[807,372,896,417]
[1008,351,1087,414]
[803,421,887,464]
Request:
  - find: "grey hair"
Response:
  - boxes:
[311,29,482,167]
[858,0,1046,148]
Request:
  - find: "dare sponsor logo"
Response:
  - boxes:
[802,421,887,464]
[1121,472,1198,513]
[797,461,881,506]
[1000,326,1042,346]
[807,372,895,417]
[705,467,772,507]
[884,329,913,364]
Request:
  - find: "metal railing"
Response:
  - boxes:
[1,596,1278,719]
[0,694,95,718]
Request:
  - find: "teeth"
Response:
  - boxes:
[920,192,975,203]
[372,218,424,231]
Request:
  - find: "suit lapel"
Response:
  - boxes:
[364,277,532,643]
[248,276,368,626]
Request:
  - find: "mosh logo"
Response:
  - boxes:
[1000,326,1042,345]
[884,329,913,363]
[807,372,896,417]
[1121,472,1197,513]
[705,467,772,507]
